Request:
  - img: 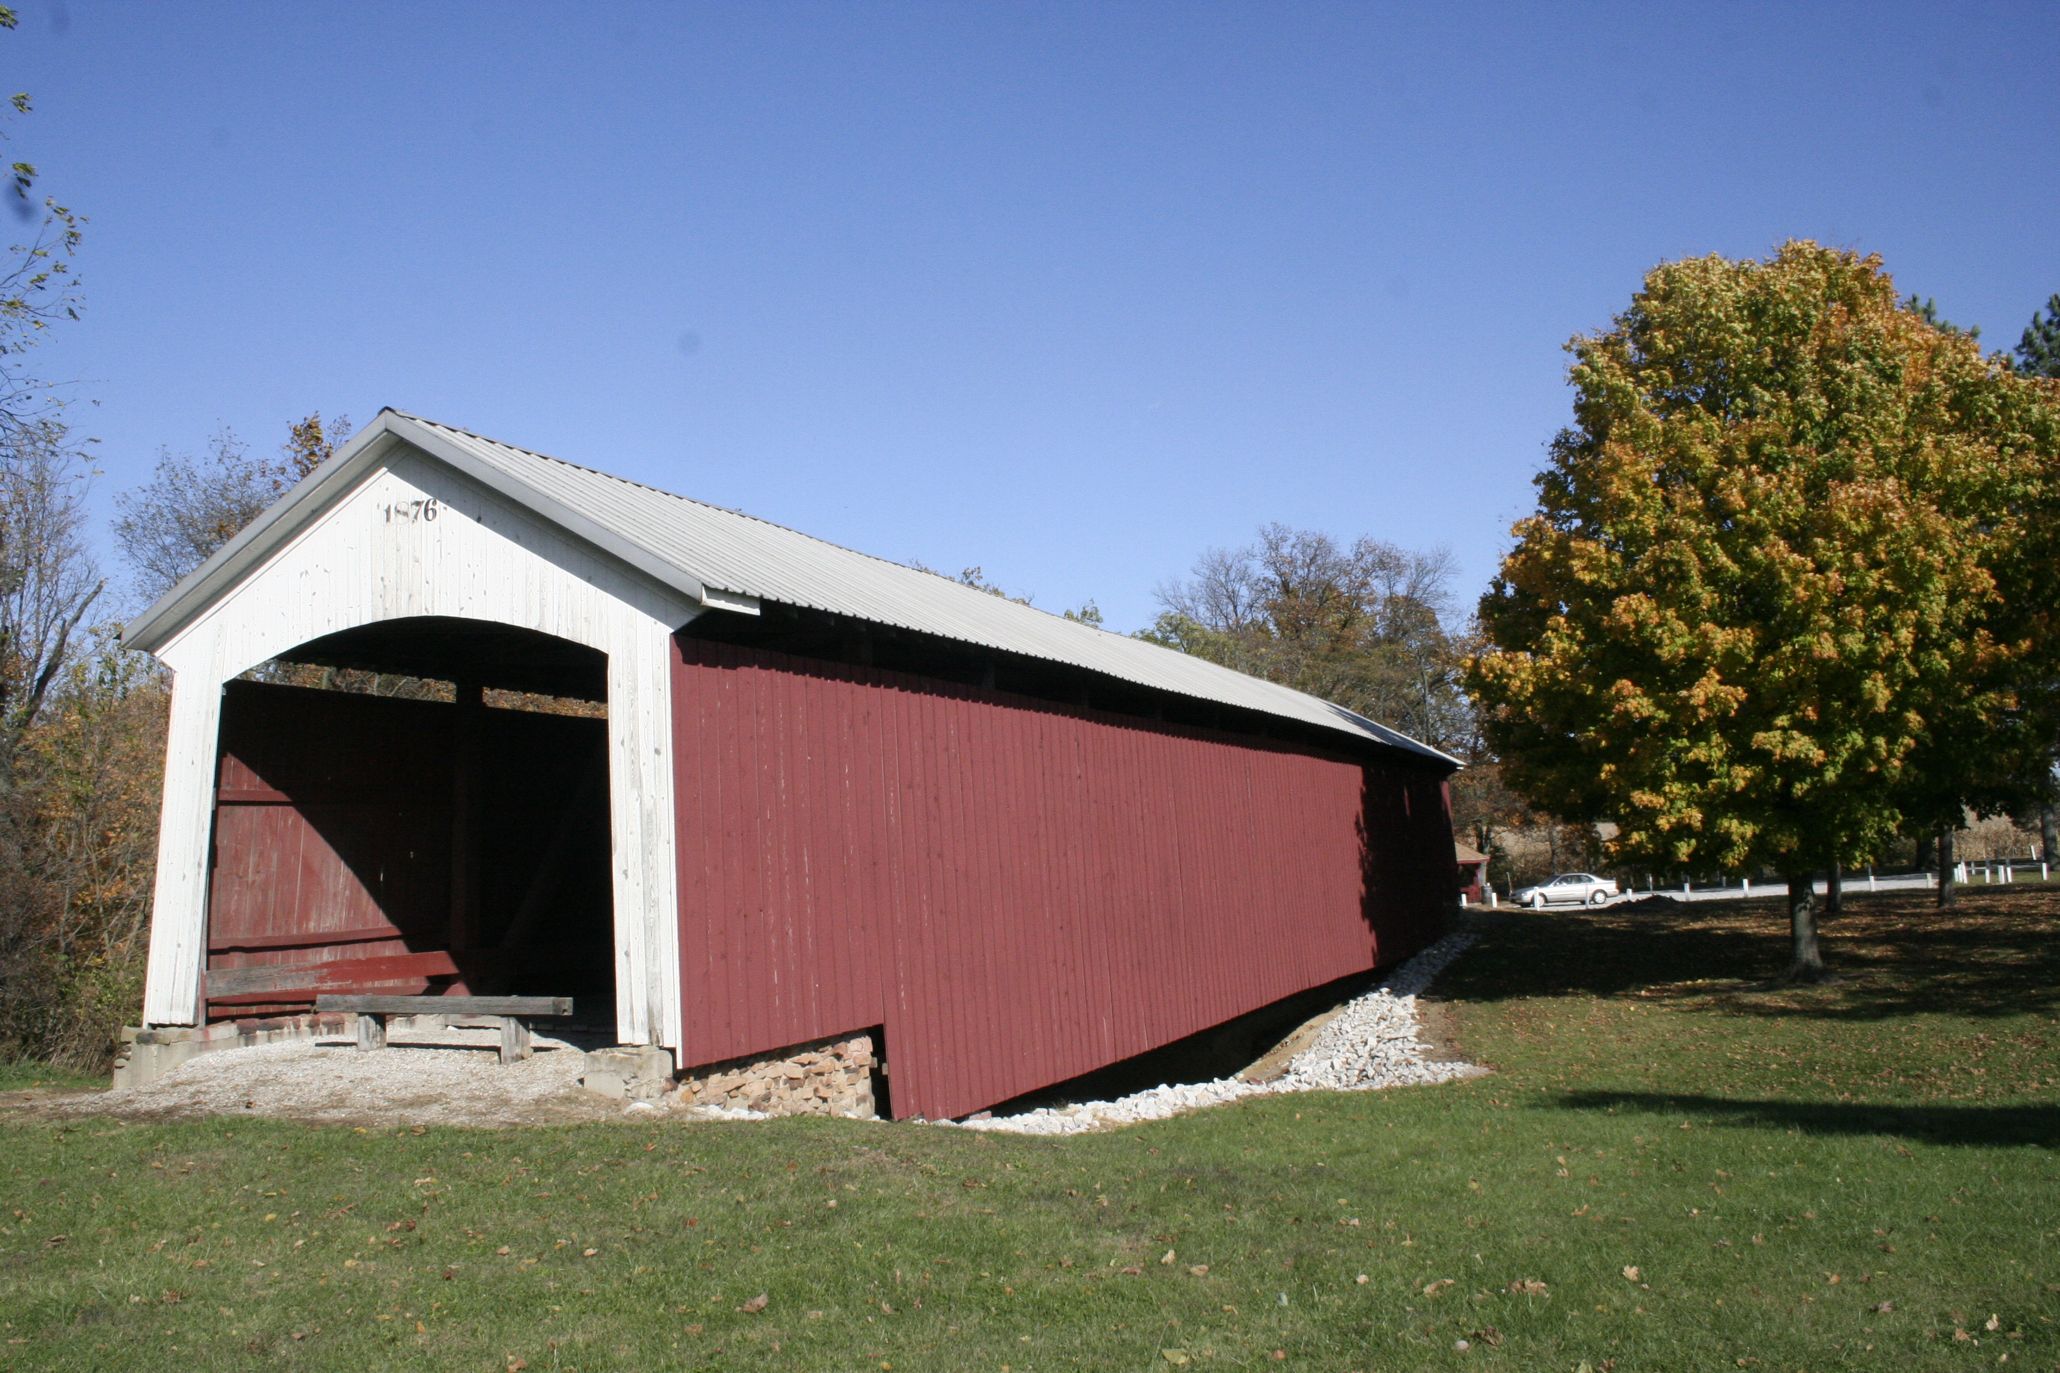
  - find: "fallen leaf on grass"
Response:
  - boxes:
[1986,1315,2001,1332]
[1872,1301,1894,1314]
[1160,1249,1176,1265]
[740,1293,768,1314]
[1423,1279,1454,1297]
[1187,1265,1209,1277]
[1120,1266,1143,1277]
[1161,1352,1190,1366]
[1508,1278,1548,1296]
[1621,1266,1641,1282]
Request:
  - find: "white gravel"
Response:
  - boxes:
[949,929,1484,1135]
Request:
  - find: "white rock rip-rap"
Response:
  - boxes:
[950,929,1484,1136]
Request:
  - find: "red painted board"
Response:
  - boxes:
[670,637,1455,1121]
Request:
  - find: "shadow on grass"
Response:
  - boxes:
[1559,1089,2060,1148]
[1442,890,2059,1023]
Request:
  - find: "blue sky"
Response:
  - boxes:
[9,2,2057,628]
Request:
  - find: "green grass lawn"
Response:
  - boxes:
[3,891,2054,1371]
[0,1062,103,1094]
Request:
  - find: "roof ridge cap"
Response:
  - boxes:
[398,412,1130,638]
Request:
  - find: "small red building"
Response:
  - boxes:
[1455,841,1490,905]
[126,412,1460,1120]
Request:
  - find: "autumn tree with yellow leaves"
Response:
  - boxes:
[1470,242,2060,980]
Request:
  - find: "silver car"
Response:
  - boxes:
[1512,872,1619,908]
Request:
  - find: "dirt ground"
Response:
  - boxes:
[6,1023,632,1129]
[9,917,1505,1131]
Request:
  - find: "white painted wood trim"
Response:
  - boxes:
[139,674,223,1025]
[606,625,683,1054]
[697,586,760,616]
[137,448,694,1050]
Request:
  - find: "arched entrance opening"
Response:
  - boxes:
[199,616,615,1030]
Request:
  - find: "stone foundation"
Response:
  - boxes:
[113,1014,352,1089]
[674,1032,879,1118]
[580,1044,677,1102]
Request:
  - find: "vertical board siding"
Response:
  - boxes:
[671,638,1453,1121]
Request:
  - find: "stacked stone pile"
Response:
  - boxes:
[953,929,1483,1136]
[672,1033,877,1117]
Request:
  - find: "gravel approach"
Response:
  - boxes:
[28,929,1481,1131]
[40,1023,624,1127]
[950,928,1485,1135]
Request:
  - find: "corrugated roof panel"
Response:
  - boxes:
[397,413,1455,764]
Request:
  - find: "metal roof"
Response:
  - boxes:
[130,409,1457,766]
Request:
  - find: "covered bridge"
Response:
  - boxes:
[126,410,1460,1120]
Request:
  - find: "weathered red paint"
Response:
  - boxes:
[671,638,1452,1121]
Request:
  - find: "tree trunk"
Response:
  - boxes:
[1936,827,1957,909]
[1785,872,1825,982]
[1825,863,1843,916]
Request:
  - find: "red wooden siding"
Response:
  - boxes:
[205,681,613,1020]
[671,639,1453,1121]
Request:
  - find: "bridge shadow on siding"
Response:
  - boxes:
[1557,1089,2060,1148]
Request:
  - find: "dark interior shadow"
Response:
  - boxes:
[208,659,615,1012]
[1355,759,1455,961]
[1558,1089,2059,1148]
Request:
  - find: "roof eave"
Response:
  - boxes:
[121,409,727,657]
[123,413,412,655]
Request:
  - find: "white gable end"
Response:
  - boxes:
[141,442,695,1054]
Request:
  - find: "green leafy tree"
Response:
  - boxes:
[1899,293,1977,339]
[1471,242,2057,979]
[2010,293,2060,864]
[2016,293,2060,379]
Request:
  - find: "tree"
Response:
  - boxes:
[2017,294,2060,379]
[0,11,167,1070]
[2010,294,2060,863]
[0,423,102,753]
[1899,293,1977,339]
[1471,242,2057,980]
[0,628,165,1067]
[114,412,349,602]
[0,6,83,448]
[1144,523,1468,751]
